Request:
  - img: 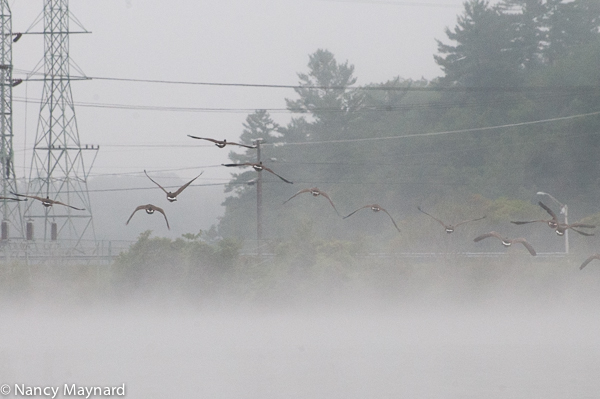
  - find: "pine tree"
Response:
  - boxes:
[434,0,522,87]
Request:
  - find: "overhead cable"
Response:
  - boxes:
[262,110,600,146]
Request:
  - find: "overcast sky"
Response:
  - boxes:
[9,0,472,237]
[10,0,468,176]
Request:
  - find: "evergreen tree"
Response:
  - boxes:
[544,0,600,65]
[500,0,547,70]
[285,49,364,138]
[434,0,522,87]
[216,0,600,244]
[219,110,287,239]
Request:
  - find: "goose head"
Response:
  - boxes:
[252,162,264,172]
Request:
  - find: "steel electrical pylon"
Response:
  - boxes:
[0,1,23,240]
[24,0,96,248]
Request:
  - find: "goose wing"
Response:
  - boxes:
[151,205,170,230]
[144,170,169,195]
[569,223,596,229]
[511,219,551,225]
[11,192,44,202]
[222,163,253,168]
[570,227,595,236]
[261,165,293,184]
[343,205,372,219]
[50,199,85,211]
[229,141,257,149]
[454,215,486,227]
[580,254,600,270]
[378,207,401,233]
[171,172,203,196]
[417,206,447,227]
[538,201,559,222]
[126,205,148,225]
[473,231,503,242]
[283,188,312,204]
[187,135,221,145]
[318,190,341,216]
[513,238,537,256]
[11,192,83,209]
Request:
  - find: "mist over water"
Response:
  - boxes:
[2,257,600,399]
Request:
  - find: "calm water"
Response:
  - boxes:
[1,298,599,399]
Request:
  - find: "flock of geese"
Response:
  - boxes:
[2,135,598,270]
[424,200,599,270]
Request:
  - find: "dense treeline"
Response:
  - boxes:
[3,229,600,307]
[218,0,600,250]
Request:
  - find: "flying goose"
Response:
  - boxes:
[555,222,595,237]
[343,204,401,233]
[580,254,600,270]
[511,201,594,236]
[511,201,559,229]
[11,192,84,210]
[283,188,340,216]
[188,135,256,149]
[473,231,536,256]
[222,162,293,184]
[126,204,170,230]
[144,170,203,202]
[417,206,485,233]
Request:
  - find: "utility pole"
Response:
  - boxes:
[255,138,263,257]
[24,0,97,248]
[0,0,23,240]
[562,204,569,254]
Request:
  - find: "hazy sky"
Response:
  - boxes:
[11,0,467,178]
[9,0,471,237]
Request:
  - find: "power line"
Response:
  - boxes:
[11,89,593,115]
[262,110,600,147]
[317,0,461,7]
[116,144,199,150]
[86,165,218,178]
[86,182,227,194]
[15,69,600,93]
[59,77,600,93]
[84,178,472,194]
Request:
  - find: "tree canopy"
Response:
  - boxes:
[217,0,600,253]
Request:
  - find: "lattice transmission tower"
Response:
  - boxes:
[24,0,97,248]
[0,1,23,240]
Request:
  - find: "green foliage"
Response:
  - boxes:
[285,48,365,126]
[435,0,523,88]
[577,211,600,227]
[111,230,242,296]
[479,197,542,223]
[217,2,600,248]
